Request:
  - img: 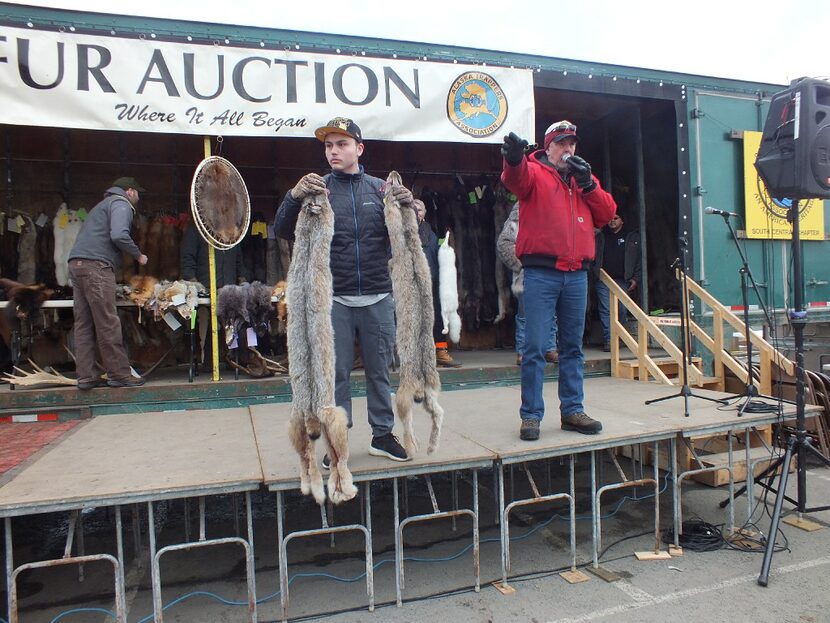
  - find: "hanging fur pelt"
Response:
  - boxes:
[383,171,444,456]
[286,192,356,505]
[53,204,81,287]
[438,231,462,344]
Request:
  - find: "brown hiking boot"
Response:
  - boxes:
[520,418,540,441]
[545,350,559,364]
[436,348,462,368]
[561,412,602,435]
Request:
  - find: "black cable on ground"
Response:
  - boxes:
[662,519,724,552]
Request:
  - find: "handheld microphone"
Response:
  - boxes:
[704,206,738,217]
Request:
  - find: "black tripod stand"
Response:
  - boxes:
[645,237,727,417]
[712,209,790,416]
[756,197,830,586]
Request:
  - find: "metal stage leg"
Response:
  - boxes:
[594,445,660,562]
[132,504,142,565]
[396,471,479,606]
[676,437,735,539]
[277,492,288,623]
[280,490,374,617]
[6,514,126,623]
[500,458,576,584]
[151,494,258,622]
[115,506,127,617]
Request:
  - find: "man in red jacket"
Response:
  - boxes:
[501,121,616,440]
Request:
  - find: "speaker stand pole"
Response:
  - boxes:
[758,198,830,586]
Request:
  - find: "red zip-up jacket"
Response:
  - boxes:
[501,151,617,272]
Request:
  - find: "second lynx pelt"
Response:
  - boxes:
[384,171,444,455]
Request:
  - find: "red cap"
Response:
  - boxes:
[543,120,578,149]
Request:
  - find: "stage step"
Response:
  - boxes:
[691,446,794,487]
[617,356,702,380]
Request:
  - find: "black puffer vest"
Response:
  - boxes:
[275,166,392,296]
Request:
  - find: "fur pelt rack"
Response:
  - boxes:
[384,171,444,456]
[216,281,286,377]
[286,193,357,505]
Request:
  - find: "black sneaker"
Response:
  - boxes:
[519,418,540,441]
[321,454,331,471]
[369,433,411,462]
[107,376,146,388]
[561,412,602,435]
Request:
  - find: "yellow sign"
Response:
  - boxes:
[743,131,825,240]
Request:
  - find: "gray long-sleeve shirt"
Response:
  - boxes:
[68,187,141,269]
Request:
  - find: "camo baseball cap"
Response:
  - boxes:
[314,117,363,143]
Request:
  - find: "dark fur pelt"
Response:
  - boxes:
[245,281,273,334]
[216,283,250,337]
[384,171,444,456]
[35,220,58,288]
[286,191,356,505]
[0,278,54,357]
[242,212,268,283]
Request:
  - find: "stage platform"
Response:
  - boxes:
[0,377,801,622]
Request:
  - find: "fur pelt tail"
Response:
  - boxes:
[438,232,462,344]
[384,172,444,455]
[286,192,356,504]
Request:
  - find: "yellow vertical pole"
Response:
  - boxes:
[203,137,220,381]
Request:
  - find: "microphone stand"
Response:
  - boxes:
[714,211,789,416]
[645,237,727,417]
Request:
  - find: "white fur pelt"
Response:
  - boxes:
[286,192,356,505]
[53,204,82,287]
[384,171,444,456]
[438,231,462,344]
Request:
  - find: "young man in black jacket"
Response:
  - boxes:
[593,213,642,351]
[275,117,414,463]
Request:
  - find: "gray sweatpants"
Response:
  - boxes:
[332,296,396,437]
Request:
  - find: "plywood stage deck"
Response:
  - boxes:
[0,378,793,515]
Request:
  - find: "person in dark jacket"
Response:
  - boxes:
[180,220,247,290]
[593,212,641,351]
[501,121,616,441]
[275,116,415,463]
[68,177,148,389]
[180,220,248,370]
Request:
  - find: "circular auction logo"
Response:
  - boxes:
[755,177,816,221]
[447,72,508,138]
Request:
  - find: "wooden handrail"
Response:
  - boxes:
[602,267,794,394]
[682,271,795,377]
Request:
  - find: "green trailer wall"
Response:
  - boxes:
[688,89,830,312]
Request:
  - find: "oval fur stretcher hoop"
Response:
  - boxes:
[190,156,251,250]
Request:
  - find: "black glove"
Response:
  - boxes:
[501,132,528,166]
[566,155,596,191]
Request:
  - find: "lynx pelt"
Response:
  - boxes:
[438,232,462,344]
[286,192,356,505]
[383,171,444,456]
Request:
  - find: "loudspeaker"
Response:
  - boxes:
[755,77,830,200]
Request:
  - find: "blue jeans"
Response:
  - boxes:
[515,293,557,354]
[521,267,587,422]
[596,277,628,343]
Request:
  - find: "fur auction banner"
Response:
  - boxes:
[0,25,535,143]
